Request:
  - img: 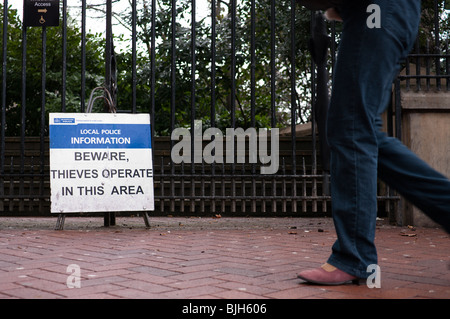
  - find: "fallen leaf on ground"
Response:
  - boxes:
[400,233,417,237]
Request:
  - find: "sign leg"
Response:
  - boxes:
[142,212,151,229]
[104,213,109,227]
[104,212,116,227]
[55,214,66,230]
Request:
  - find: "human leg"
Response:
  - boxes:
[377,132,450,233]
[298,0,422,282]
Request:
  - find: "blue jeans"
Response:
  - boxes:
[326,0,450,279]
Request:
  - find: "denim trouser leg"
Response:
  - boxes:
[325,0,431,278]
[377,132,450,234]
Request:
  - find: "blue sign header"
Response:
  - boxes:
[50,123,152,149]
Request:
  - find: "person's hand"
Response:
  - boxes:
[324,8,343,22]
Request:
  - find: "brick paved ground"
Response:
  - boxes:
[0,216,449,300]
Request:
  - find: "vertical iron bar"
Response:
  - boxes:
[201,160,205,213]
[302,157,307,212]
[151,0,156,148]
[434,0,441,90]
[426,39,430,90]
[261,177,266,213]
[105,0,112,98]
[9,157,13,211]
[132,0,137,113]
[191,0,196,148]
[270,0,276,128]
[170,0,177,213]
[250,0,256,213]
[211,0,216,123]
[81,0,86,112]
[415,40,421,91]
[394,78,402,140]
[170,161,175,212]
[190,0,196,213]
[29,157,35,211]
[241,162,245,213]
[171,0,176,134]
[191,168,195,212]
[406,56,410,91]
[230,0,236,213]
[230,0,236,129]
[20,24,27,211]
[160,157,165,212]
[210,0,216,213]
[40,26,47,212]
[104,0,114,226]
[310,12,317,213]
[290,0,297,213]
[150,0,157,214]
[0,0,8,211]
[221,162,225,212]
[144,0,157,215]
[282,158,286,213]
[181,162,185,213]
[250,0,255,128]
[270,0,277,212]
[446,39,449,91]
[61,0,67,112]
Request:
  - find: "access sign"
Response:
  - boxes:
[23,0,60,27]
[49,113,155,213]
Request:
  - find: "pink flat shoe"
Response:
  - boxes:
[297,263,363,286]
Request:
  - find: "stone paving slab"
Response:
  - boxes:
[0,216,449,301]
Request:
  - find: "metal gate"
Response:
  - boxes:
[1,0,448,219]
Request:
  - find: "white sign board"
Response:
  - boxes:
[49,113,154,213]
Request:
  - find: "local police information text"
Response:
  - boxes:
[71,128,131,145]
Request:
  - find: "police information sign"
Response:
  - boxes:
[49,113,154,213]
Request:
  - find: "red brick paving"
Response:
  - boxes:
[0,216,449,300]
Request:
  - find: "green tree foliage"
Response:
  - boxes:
[112,0,449,136]
[0,5,105,136]
[1,1,449,137]
[114,0,317,135]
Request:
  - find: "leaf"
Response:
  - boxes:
[400,232,417,237]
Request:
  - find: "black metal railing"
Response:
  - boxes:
[1,0,448,218]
